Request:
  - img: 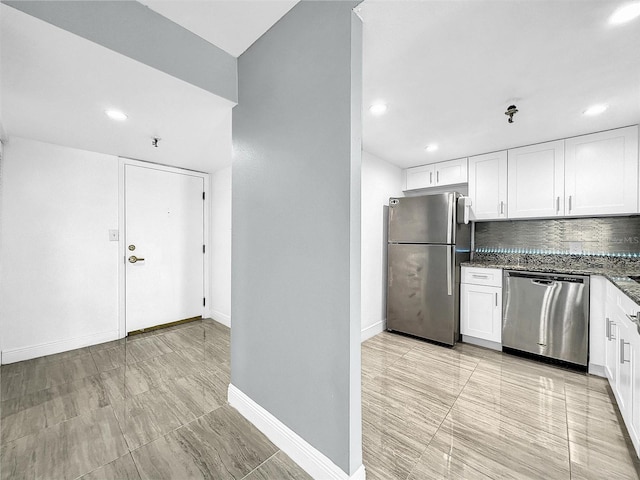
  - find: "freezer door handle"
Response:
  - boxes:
[447,246,453,296]
[446,193,454,244]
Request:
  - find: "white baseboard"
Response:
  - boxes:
[588,363,606,378]
[361,320,385,342]
[461,335,502,351]
[210,309,231,328]
[228,384,365,480]
[1,330,119,365]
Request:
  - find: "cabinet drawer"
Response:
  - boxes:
[462,267,503,287]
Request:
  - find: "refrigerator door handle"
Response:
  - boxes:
[447,246,453,296]
[446,194,454,244]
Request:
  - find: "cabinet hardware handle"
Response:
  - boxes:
[471,274,489,279]
[626,313,637,322]
[568,195,573,212]
[495,292,498,307]
[606,318,610,340]
[436,171,440,183]
[556,196,560,213]
[500,201,504,215]
[610,321,617,340]
[620,338,630,364]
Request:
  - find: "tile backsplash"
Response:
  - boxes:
[474,216,640,256]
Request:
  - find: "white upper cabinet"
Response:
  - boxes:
[564,126,639,216]
[435,158,468,186]
[404,158,467,191]
[468,151,507,220]
[507,140,565,219]
[404,164,435,190]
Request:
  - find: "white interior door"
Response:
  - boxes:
[125,164,204,333]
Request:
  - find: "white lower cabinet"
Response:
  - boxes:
[460,267,502,348]
[602,279,640,458]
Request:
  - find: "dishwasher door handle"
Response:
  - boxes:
[531,279,556,286]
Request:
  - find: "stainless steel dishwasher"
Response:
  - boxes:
[502,270,589,366]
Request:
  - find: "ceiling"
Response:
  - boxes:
[3,1,639,173]
[0,1,299,173]
[140,0,299,57]
[360,0,640,168]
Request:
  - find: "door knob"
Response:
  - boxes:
[128,256,145,263]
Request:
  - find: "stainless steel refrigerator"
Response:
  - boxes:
[386,192,470,346]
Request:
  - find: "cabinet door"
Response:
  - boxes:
[616,317,633,416]
[405,164,435,191]
[507,140,564,218]
[565,126,638,216]
[631,328,640,456]
[460,283,502,343]
[468,151,507,220]
[435,158,468,186]
[604,310,618,384]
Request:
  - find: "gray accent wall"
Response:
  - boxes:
[3,0,237,103]
[232,1,362,475]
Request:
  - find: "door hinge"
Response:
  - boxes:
[203,297,206,306]
[202,192,205,200]
[203,244,205,254]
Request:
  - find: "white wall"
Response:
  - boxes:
[360,150,404,341]
[210,165,231,327]
[0,137,120,363]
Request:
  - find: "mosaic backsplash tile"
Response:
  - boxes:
[474,216,640,256]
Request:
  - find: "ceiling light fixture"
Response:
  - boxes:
[609,2,640,25]
[105,109,128,121]
[369,103,388,115]
[583,104,608,116]
[425,144,439,152]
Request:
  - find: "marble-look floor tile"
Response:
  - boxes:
[459,374,568,439]
[0,406,128,480]
[132,405,277,480]
[79,453,141,480]
[362,418,425,480]
[242,451,312,480]
[91,345,126,373]
[112,377,207,450]
[407,443,493,480]
[569,440,640,480]
[429,400,570,480]
[1,353,98,401]
[124,336,174,364]
[1,373,112,444]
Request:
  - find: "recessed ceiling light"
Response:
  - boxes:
[609,2,640,24]
[369,103,388,115]
[583,104,608,116]
[425,144,439,152]
[105,109,128,121]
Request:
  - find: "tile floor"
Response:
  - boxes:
[0,320,310,480]
[362,332,640,480]
[1,320,639,479]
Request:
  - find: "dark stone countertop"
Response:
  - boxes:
[462,253,640,306]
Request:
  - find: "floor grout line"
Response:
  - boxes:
[239,450,280,480]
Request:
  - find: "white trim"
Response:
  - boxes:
[361,320,385,342]
[461,335,502,351]
[588,363,606,378]
[118,157,210,337]
[1,330,119,364]
[209,310,231,328]
[228,384,366,480]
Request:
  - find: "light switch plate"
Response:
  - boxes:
[109,229,119,241]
